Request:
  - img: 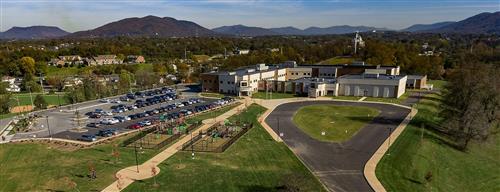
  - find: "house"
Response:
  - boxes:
[233,49,250,55]
[93,55,123,65]
[48,55,83,66]
[1,76,20,92]
[63,77,83,88]
[126,55,146,64]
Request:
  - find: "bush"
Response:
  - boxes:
[34,95,48,109]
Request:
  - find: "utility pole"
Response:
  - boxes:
[27,86,34,108]
[46,116,52,139]
[134,143,139,173]
[39,72,45,94]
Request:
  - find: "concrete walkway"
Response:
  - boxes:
[101,101,248,192]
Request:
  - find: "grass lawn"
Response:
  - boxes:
[292,105,380,142]
[0,106,238,191]
[251,92,299,100]
[331,95,364,101]
[317,57,354,65]
[124,104,326,192]
[200,92,224,98]
[0,135,159,192]
[376,93,500,192]
[428,80,447,91]
[46,66,82,77]
[185,103,239,124]
[10,93,68,106]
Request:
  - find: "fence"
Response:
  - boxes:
[182,122,254,153]
[122,122,202,150]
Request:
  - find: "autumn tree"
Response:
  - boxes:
[18,57,36,76]
[440,63,499,150]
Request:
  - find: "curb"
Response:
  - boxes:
[363,107,417,192]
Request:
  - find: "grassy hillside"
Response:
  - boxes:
[376,93,500,192]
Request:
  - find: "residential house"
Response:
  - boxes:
[126,55,146,64]
[1,76,20,92]
[93,55,123,65]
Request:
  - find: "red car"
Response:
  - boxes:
[128,124,141,129]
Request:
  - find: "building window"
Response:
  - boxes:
[220,81,223,84]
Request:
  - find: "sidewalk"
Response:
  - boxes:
[101,101,248,192]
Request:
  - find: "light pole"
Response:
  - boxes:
[134,143,140,173]
[46,116,52,139]
[27,86,34,108]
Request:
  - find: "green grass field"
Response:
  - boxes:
[428,80,447,91]
[251,92,298,100]
[9,93,68,106]
[185,104,238,124]
[376,93,500,192]
[317,57,354,65]
[124,104,326,192]
[292,105,380,142]
[46,66,82,77]
[0,106,239,191]
[331,95,363,101]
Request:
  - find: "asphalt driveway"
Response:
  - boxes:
[265,101,410,192]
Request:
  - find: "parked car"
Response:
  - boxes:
[97,130,113,137]
[119,96,130,102]
[89,113,101,119]
[129,124,141,129]
[100,118,119,125]
[79,134,97,142]
[111,99,121,103]
[100,99,111,103]
[104,128,119,135]
[113,116,129,122]
[127,93,136,100]
[86,122,100,128]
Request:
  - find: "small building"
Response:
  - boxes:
[406,75,428,89]
[233,49,250,55]
[126,55,146,64]
[337,74,407,98]
[1,76,20,92]
[93,55,123,65]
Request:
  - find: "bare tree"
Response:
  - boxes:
[440,63,499,150]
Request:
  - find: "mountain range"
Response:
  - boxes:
[0,12,498,39]
[0,26,69,39]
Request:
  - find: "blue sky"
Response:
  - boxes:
[1,0,498,32]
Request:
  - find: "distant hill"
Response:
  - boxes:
[214,25,388,36]
[69,15,215,38]
[402,21,455,32]
[0,26,69,39]
[212,25,279,36]
[268,26,306,35]
[425,12,500,34]
[303,25,388,35]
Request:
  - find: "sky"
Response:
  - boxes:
[0,0,499,32]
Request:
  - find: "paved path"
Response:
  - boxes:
[263,99,411,192]
[101,101,248,191]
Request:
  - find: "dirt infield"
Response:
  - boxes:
[10,105,33,113]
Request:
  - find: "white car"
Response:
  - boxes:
[111,99,121,103]
[100,118,119,125]
[102,111,113,116]
[100,99,111,103]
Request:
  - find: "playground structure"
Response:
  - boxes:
[182,120,253,153]
[122,120,201,150]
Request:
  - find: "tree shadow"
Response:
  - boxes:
[238,185,277,192]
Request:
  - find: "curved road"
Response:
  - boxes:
[265,101,410,192]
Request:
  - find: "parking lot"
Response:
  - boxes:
[12,85,234,142]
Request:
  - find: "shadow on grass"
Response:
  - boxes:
[238,185,277,192]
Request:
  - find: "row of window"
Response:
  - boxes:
[289,72,311,76]
[320,73,334,77]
